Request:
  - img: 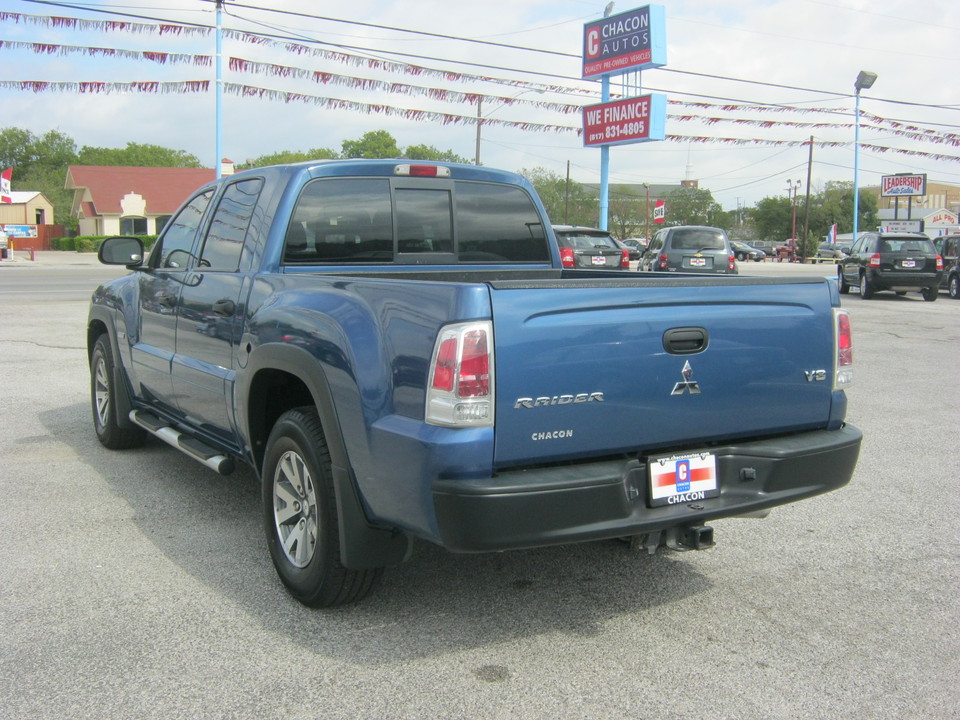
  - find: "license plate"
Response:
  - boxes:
[689,257,707,267]
[592,255,607,265]
[901,260,916,268]
[649,451,719,507]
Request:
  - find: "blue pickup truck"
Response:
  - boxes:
[88,159,862,606]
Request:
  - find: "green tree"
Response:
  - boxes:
[608,184,647,239]
[403,144,470,163]
[77,142,201,167]
[341,130,401,159]
[751,195,793,242]
[241,147,338,168]
[0,127,79,227]
[664,186,726,228]
[519,167,597,227]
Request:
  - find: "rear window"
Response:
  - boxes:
[879,238,936,254]
[555,231,618,250]
[283,178,548,264]
[670,228,727,250]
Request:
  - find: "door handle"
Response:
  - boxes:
[663,327,708,354]
[157,292,177,308]
[213,299,236,316]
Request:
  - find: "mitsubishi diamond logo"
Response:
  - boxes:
[671,360,701,395]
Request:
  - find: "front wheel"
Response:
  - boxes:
[921,286,938,302]
[949,275,960,299]
[262,407,382,607]
[90,335,145,449]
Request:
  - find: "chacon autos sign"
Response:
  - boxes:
[881,174,926,197]
[582,5,667,79]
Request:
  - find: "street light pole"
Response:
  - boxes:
[853,70,878,242]
[642,183,650,242]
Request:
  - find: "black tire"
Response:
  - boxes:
[921,286,938,302]
[838,267,850,295]
[949,275,960,300]
[262,407,382,607]
[859,273,875,299]
[736,252,746,261]
[90,334,146,449]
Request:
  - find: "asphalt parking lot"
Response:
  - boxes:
[1,253,958,719]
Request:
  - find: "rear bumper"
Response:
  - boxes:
[869,269,942,290]
[433,424,862,552]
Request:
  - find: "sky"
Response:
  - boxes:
[1,0,959,213]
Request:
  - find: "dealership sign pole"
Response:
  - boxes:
[582,5,667,230]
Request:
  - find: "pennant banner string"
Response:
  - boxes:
[3,12,957,144]
[0,39,211,66]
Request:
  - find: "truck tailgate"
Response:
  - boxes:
[489,275,840,467]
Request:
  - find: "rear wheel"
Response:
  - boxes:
[949,274,960,299]
[90,335,145,449]
[262,407,382,607]
[859,273,875,299]
[837,267,850,294]
[921,286,938,302]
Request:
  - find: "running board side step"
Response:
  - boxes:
[129,410,235,475]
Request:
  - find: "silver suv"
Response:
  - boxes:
[641,225,737,274]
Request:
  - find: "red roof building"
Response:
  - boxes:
[65,165,218,236]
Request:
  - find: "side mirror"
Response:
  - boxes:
[99,236,144,267]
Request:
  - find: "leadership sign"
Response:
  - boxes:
[582,94,667,147]
[881,173,926,197]
[582,5,667,79]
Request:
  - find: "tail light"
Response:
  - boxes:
[868,253,881,268]
[833,309,853,389]
[936,254,943,270]
[658,253,668,269]
[560,247,575,268]
[426,321,494,427]
[394,164,451,178]
[728,254,736,271]
[620,249,630,268]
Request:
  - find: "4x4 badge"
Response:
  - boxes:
[671,360,701,395]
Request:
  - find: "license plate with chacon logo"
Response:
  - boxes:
[592,255,607,265]
[648,450,719,507]
[689,257,707,267]
[901,259,916,268]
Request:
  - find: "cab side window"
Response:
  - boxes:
[199,178,264,271]
[151,190,214,269]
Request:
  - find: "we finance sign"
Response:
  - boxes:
[583,94,667,147]
[582,5,666,79]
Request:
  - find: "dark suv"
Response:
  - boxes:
[641,225,737,274]
[933,235,960,299]
[838,232,943,301]
[552,225,629,270]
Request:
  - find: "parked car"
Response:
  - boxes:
[613,237,642,262]
[731,241,766,262]
[641,225,737,274]
[552,225,630,270]
[838,232,943,301]
[620,237,648,255]
[933,235,960,299]
[815,242,848,262]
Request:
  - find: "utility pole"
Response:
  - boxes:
[802,135,813,262]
